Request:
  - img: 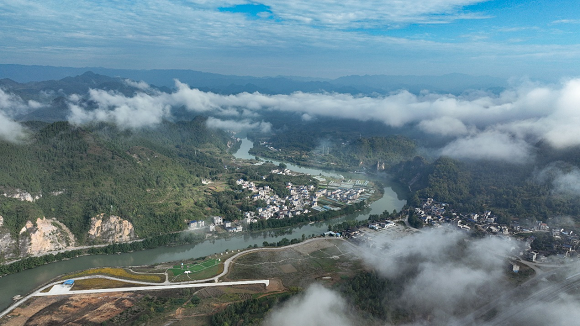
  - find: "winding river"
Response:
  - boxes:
[0,138,406,311]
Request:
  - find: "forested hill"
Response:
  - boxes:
[0,117,233,242]
[392,150,580,226]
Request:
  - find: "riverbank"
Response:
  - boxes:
[0,138,406,313]
[0,237,339,323]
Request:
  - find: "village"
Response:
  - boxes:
[188,169,374,235]
[412,198,580,262]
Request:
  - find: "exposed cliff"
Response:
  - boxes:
[19,217,76,256]
[0,215,18,261]
[88,214,136,243]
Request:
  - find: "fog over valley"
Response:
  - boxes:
[2,0,580,325]
[3,75,580,165]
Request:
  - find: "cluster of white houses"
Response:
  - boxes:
[188,175,372,234]
[270,168,299,176]
[415,198,514,234]
[414,198,580,260]
[188,216,244,233]
[237,178,314,221]
[324,187,368,204]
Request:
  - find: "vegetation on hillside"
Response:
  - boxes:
[394,151,580,225]
[0,117,232,241]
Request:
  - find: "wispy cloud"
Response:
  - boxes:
[0,111,27,143]
[536,162,580,197]
[263,283,355,326]
[4,0,579,78]
[0,88,40,143]
[206,117,272,133]
[552,19,580,24]
[359,227,518,323]
[257,0,490,27]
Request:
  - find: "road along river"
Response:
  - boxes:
[0,138,406,311]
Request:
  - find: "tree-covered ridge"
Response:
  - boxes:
[396,151,580,225]
[249,133,417,171]
[0,117,233,241]
[338,136,416,167]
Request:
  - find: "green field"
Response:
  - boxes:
[169,258,220,276]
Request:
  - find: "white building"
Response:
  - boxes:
[212,216,223,225]
[188,220,205,230]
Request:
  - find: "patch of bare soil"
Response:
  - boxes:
[3,293,142,326]
[265,278,285,292]
[279,263,298,273]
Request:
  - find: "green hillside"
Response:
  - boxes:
[395,152,580,226]
[0,117,233,242]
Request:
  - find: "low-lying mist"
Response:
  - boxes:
[62,77,580,165]
[260,227,580,326]
[3,77,580,167]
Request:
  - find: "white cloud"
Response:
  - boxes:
[360,227,519,323]
[260,0,489,27]
[0,111,27,143]
[552,19,580,24]
[418,116,469,136]
[206,117,272,133]
[6,0,578,79]
[263,284,355,326]
[536,163,580,197]
[440,130,532,163]
[0,88,40,143]
[67,78,580,162]
[124,79,151,90]
[0,88,42,116]
[67,89,173,128]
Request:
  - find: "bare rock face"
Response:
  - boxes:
[0,215,19,261]
[88,214,136,243]
[1,188,41,202]
[18,217,76,256]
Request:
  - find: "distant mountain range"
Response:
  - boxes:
[0,64,507,95]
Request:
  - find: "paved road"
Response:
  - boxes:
[0,237,338,320]
[33,279,270,297]
[0,274,269,319]
[217,237,339,280]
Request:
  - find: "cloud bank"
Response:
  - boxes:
[206,117,272,133]
[68,78,580,163]
[360,227,518,323]
[262,227,580,325]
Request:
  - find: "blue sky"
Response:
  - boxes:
[1,0,580,78]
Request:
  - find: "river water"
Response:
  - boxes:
[0,138,406,311]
